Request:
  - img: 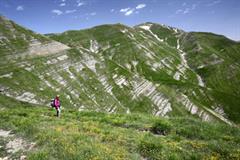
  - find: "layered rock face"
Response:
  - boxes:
[1,16,240,125]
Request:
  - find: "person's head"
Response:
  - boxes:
[56,95,60,99]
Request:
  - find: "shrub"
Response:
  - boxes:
[138,134,163,159]
[151,119,172,135]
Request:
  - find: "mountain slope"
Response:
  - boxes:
[180,32,240,122]
[1,15,240,160]
[0,94,240,159]
[0,16,69,65]
[0,16,240,125]
[48,22,240,124]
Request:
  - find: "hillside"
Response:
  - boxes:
[1,15,240,126]
[0,94,240,159]
[181,32,240,122]
[48,22,240,124]
[1,15,240,159]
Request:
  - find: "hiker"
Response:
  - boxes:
[53,95,61,117]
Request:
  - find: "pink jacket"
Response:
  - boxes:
[54,98,60,108]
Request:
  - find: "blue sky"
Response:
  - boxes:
[0,0,240,41]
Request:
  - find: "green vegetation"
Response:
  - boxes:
[1,16,240,159]
[0,16,50,65]
[0,95,240,160]
[181,32,240,123]
[1,15,240,124]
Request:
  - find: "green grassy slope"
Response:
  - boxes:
[0,94,240,160]
[1,17,240,159]
[0,16,50,64]
[48,22,239,124]
[181,32,240,123]
[1,15,240,126]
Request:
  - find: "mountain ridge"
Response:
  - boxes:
[46,21,239,43]
[1,15,240,160]
[1,15,240,125]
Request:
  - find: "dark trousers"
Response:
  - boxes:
[56,107,60,117]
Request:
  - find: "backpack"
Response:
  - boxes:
[50,99,55,108]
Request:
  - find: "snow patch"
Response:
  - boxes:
[176,39,205,86]
[139,24,164,42]
[139,25,151,30]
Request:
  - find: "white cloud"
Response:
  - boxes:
[52,9,63,15]
[77,0,84,7]
[207,0,221,6]
[176,3,197,15]
[110,9,114,12]
[59,3,66,7]
[120,4,146,16]
[182,2,187,6]
[120,7,130,12]
[183,8,190,14]
[65,9,77,14]
[90,12,96,16]
[175,9,183,14]
[125,9,134,16]
[16,5,24,11]
[62,0,66,2]
[78,2,84,6]
[136,4,146,9]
